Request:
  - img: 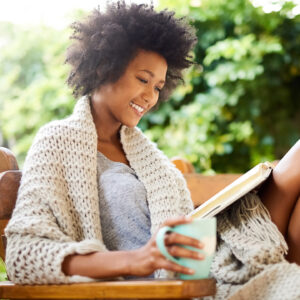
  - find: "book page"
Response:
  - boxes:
[189,162,273,219]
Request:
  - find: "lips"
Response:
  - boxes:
[129,101,145,115]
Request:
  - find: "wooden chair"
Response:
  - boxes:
[0,147,241,299]
[170,157,241,207]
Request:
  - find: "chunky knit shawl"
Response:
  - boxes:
[5,97,300,299]
[5,96,193,284]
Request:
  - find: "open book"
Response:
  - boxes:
[189,162,273,219]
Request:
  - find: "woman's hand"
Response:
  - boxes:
[128,216,205,277]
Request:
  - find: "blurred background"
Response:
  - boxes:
[1,0,300,173]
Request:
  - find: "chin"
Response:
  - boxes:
[125,123,138,128]
[122,120,139,128]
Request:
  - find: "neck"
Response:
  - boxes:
[89,96,121,144]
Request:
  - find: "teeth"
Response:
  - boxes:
[130,101,144,113]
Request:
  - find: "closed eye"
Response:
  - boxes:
[137,77,162,93]
[137,77,148,84]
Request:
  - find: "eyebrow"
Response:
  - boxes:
[139,69,165,84]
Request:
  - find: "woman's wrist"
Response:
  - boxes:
[124,248,143,276]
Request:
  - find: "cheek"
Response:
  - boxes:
[152,95,160,106]
[149,99,159,112]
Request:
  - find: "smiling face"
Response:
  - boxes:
[91,49,167,129]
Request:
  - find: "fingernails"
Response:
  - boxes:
[188,269,195,274]
[198,253,205,259]
[185,216,192,221]
[198,242,204,248]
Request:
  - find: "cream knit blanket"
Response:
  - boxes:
[5,96,300,299]
[5,96,193,284]
[207,194,300,299]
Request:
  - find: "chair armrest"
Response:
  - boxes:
[0,278,216,299]
[0,170,21,261]
[0,171,21,220]
[171,157,195,173]
[0,147,19,173]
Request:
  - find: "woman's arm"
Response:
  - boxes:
[62,216,204,278]
[62,251,132,278]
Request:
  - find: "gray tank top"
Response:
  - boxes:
[97,151,152,253]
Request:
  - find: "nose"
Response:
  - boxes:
[142,85,157,105]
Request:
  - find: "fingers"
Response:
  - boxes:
[153,216,206,275]
[151,245,200,274]
[164,232,204,250]
[167,245,205,260]
[160,258,195,275]
[162,216,193,227]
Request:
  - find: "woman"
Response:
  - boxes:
[5,1,203,283]
[5,2,300,298]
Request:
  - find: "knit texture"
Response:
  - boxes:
[206,193,300,299]
[5,96,300,300]
[5,96,193,284]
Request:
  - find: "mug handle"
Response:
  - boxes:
[156,226,182,265]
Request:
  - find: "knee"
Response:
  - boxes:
[290,139,300,159]
[273,142,300,196]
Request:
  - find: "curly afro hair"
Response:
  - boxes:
[65,1,197,103]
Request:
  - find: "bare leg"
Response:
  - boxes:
[259,140,300,264]
[286,197,300,264]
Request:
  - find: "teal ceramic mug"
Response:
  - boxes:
[156,217,217,280]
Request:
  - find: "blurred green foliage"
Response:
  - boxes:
[1,0,300,172]
[141,0,300,173]
[0,22,75,163]
[0,258,7,281]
